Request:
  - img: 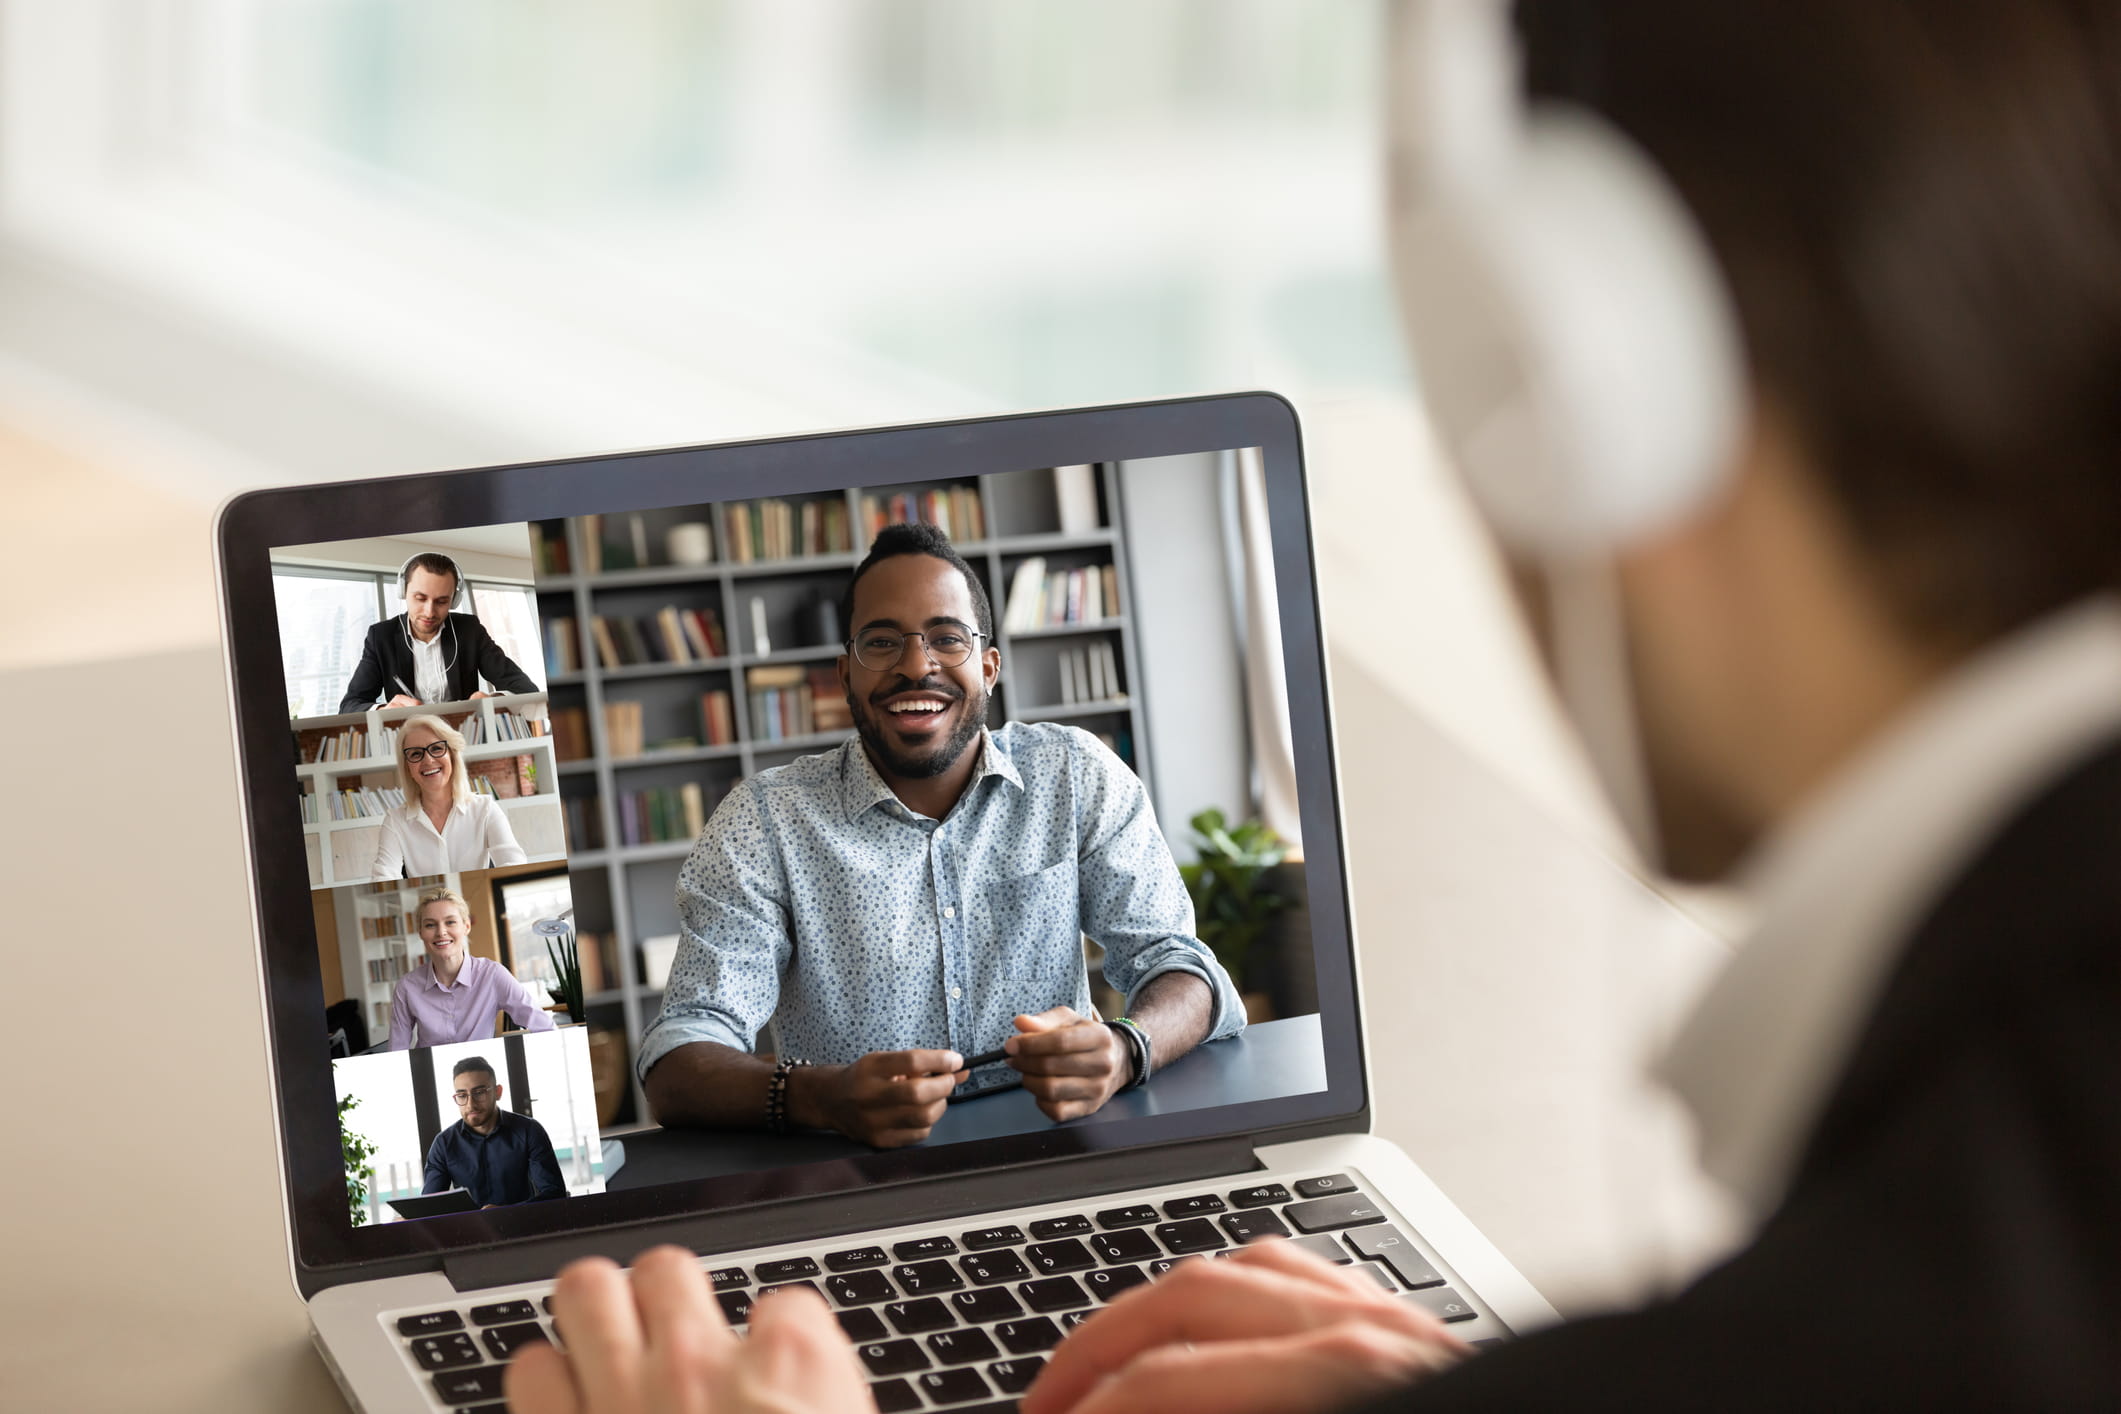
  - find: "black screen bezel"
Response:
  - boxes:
[218,392,1369,1285]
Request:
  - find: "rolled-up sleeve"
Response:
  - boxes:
[1072,735,1246,1042]
[636,780,795,1081]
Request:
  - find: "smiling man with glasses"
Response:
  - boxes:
[419,1056,566,1210]
[637,522,1245,1148]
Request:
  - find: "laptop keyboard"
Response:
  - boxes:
[389,1168,1503,1413]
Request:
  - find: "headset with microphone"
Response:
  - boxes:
[397,552,464,690]
[1385,0,1747,861]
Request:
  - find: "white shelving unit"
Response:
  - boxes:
[295,693,564,889]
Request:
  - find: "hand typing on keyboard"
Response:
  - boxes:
[507,1245,869,1414]
[1019,1239,1467,1414]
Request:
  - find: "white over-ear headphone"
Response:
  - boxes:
[1386,0,1745,558]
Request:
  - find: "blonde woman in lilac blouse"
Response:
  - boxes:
[372,714,528,880]
[386,887,555,1050]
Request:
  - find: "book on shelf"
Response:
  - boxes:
[562,794,604,851]
[640,934,682,991]
[859,485,985,546]
[699,689,736,746]
[614,782,712,848]
[745,664,849,742]
[1003,560,1117,631]
[713,498,853,565]
[312,786,408,821]
[551,707,591,762]
[465,754,535,799]
[298,722,400,765]
[575,931,609,994]
[531,522,571,576]
[591,607,726,668]
[578,515,604,575]
[1054,465,1101,534]
[460,709,548,745]
[1056,640,1124,707]
[543,616,582,675]
[602,699,645,759]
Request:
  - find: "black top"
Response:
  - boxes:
[1369,735,2121,1410]
[337,612,538,714]
[422,1109,568,1208]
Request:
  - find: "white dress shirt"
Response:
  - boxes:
[372,793,529,879]
[1658,597,2121,1219]
[409,622,451,705]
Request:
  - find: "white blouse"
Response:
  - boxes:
[372,794,528,879]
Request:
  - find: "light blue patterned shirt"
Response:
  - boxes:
[638,722,1243,1092]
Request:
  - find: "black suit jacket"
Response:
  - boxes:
[1374,736,2121,1410]
[337,612,538,713]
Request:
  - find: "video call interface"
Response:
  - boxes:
[272,451,1328,1228]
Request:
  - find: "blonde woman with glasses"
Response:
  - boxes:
[371,713,528,879]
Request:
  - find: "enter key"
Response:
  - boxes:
[1344,1224,1444,1290]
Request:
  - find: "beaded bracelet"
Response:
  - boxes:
[766,1056,810,1133]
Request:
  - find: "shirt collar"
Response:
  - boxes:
[1657,596,2121,1219]
[837,726,1023,823]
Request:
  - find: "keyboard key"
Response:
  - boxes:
[894,1236,959,1261]
[1229,1182,1292,1209]
[1028,1214,1093,1240]
[1293,1173,1357,1200]
[838,1308,889,1343]
[994,1316,1063,1354]
[1088,1228,1162,1264]
[1220,1209,1292,1244]
[1154,1218,1226,1255]
[894,1259,965,1294]
[989,1355,1047,1394]
[827,1270,897,1306]
[469,1299,538,1326]
[1146,1257,1197,1278]
[825,1246,889,1271]
[1283,1194,1386,1233]
[884,1297,957,1334]
[1407,1287,1478,1323]
[481,1322,549,1360]
[950,1287,1024,1324]
[858,1338,931,1376]
[397,1309,464,1336]
[542,1296,554,1315]
[926,1327,999,1365]
[709,1267,750,1290]
[961,1225,1026,1251]
[458,1405,509,1414]
[1353,1264,1394,1293]
[409,1332,482,1370]
[1345,1224,1445,1289]
[1019,1275,1091,1312]
[1289,1233,1351,1264]
[755,1256,820,1283]
[1161,1194,1226,1218]
[1060,1309,1095,1332]
[1023,1239,1097,1274]
[871,1377,922,1413]
[917,1367,991,1404]
[432,1367,506,1402]
[1084,1265,1149,1302]
[762,1281,822,1302]
[717,1290,753,1325]
[1096,1204,1158,1229]
[959,1249,1031,1286]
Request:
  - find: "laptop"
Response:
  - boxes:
[216,392,1556,1413]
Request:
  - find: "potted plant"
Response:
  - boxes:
[536,912,586,1023]
[1179,807,1293,1018]
[339,1093,379,1227]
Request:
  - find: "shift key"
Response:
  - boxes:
[1344,1224,1443,1289]
[1283,1193,1387,1233]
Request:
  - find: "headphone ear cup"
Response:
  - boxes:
[1391,109,1747,556]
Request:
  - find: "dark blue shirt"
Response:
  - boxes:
[422,1109,566,1207]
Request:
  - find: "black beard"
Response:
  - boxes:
[849,673,987,780]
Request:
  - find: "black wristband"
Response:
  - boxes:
[766,1056,809,1133]
[1105,1019,1151,1091]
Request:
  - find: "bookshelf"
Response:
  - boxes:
[334,879,428,1040]
[295,694,563,889]
[530,464,1152,1129]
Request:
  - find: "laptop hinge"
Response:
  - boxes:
[443,1135,1262,1293]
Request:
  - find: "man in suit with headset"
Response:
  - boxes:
[508,1,2121,1409]
[337,551,539,713]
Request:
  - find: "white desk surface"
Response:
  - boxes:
[0,644,1735,1412]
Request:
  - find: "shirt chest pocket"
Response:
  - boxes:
[981,858,1080,945]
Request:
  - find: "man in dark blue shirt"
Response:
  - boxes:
[421,1055,566,1208]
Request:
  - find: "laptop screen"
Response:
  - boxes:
[219,396,1367,1281]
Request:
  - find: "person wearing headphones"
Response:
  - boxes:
[336,551,539,713]
[506,1,2121,1409]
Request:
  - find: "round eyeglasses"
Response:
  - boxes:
[848,628,986,672]
[403,741,451,764]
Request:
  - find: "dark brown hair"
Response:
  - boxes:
[1521,0,2121,647]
